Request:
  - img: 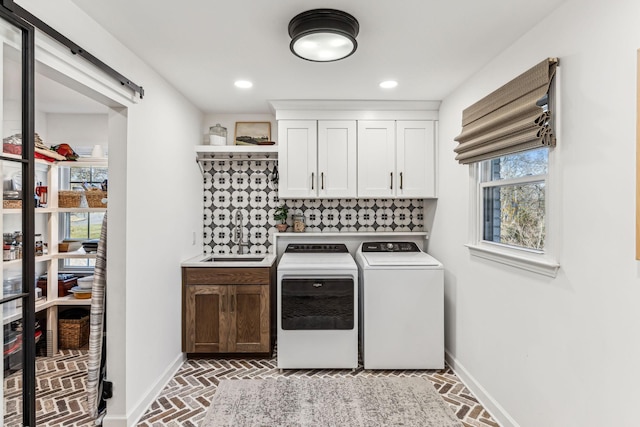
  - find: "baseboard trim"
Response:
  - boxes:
[445,350,519,427]
[103,352,186,427]
[102,415,127,427]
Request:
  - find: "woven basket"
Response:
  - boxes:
[59,315,89,349]
[58,191,82,208]
[3,200,22,209]
[85,190,107,208]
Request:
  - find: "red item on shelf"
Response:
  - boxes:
[3,142,21,155]
[3,330,42,356]
[34,152,57,162]
[4,336,20,356]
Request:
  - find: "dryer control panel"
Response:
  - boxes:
[361,241,420,252]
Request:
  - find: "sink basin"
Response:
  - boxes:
[182,254,272,267]
[208,256,265,262]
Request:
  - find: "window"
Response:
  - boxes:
[468,145,559,277]
[68,166,108,192]
[460,59,560,277]
[480,148,547,252]
[60,165,107,270]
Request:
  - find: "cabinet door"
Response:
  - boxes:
[318,120,357,198]
[184,285,229,353]
[228,284,270,353]
[357,121,396,197]
[396,121,436,198]
[278,120,317,198]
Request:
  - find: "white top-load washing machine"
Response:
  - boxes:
[277,243,358,370]
[356,241,444,369]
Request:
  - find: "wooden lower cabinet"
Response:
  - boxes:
[228,284,270,352]
[182,266,274,354]
[184,284,227,353]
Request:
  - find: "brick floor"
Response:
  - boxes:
[4,350,500,426]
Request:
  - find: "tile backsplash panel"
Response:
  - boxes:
[202,160,425,254]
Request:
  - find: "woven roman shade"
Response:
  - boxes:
[454,58,559,164]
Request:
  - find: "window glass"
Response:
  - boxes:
[67,212,105,240]
[69,166,107,188]
[481,148,548,182]
[63,258,96,268]
[480,148,547,251]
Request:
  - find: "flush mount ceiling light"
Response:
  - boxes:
[288,9,359,62]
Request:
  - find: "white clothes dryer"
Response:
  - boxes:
[277,243,358,370]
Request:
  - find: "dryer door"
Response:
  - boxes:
[281,277,354,330]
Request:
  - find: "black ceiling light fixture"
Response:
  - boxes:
[288,9,359,62]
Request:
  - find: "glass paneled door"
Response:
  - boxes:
[0,6,36,426]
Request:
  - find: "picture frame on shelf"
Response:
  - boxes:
[234,122,272,145]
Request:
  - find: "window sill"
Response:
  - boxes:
[465,243,559,278]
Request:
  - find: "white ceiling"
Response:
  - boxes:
[68,0,567,114]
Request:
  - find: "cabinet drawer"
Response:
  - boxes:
[183,267,270,285]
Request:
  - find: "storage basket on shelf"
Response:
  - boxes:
[2,200,22,209]
[3,190,22,208]
[85,189,107,208]
[58,309,89,349]
[58,190,83,208]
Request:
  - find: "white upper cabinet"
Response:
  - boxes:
[357,120,436,198]
[278,120,317,198]
[278,120,357,198]
[357,121,396,198]
[317,120,357,198]
[273,102,439,200]
[396,121,436,198]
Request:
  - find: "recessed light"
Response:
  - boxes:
[380,80,398,89]
[234,80,253,89]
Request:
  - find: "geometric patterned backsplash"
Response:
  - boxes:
[202,160,425,255]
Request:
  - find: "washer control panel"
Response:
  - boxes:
[285,243,349,253]
[361,241,420,252]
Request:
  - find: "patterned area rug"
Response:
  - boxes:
[201,377,462,427]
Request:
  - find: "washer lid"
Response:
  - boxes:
[279,252,357,270]
[361,251,441,267]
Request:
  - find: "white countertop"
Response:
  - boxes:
[181,252,276,268]
[273,230,429,238]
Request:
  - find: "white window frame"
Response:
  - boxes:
[465,70,561,278]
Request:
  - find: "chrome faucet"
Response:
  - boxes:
[233,210,249,254]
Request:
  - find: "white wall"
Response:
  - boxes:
[17,1,204,425]
[46,113,108,155]
[432,0,640,426]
